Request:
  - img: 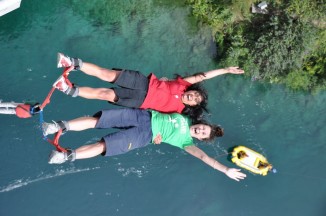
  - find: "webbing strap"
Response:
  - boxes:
[62,67,74,88]
[40,66,74,110]
[39,66,74,152]
[46,130,67,153]
[40,87,55,110]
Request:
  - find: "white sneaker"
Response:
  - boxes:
[53,75,69,92]
[48,150,67,164]
[57,53,72,68]
[42,122,60,136]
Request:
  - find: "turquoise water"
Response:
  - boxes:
[0,1,325,216]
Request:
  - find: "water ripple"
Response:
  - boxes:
[0,167,100,193]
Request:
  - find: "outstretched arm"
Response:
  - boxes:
[184,145,246,181]
[183,67,244,84]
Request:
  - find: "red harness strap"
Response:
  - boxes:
[40,66,74,152]
[46,129,67,153]
[40,87,56,110]
[40,66,74,110]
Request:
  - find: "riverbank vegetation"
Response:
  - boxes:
[186,0,326,92]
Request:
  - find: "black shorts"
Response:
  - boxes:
[111,69,149,108]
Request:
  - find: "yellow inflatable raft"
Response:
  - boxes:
[231,146,273,176]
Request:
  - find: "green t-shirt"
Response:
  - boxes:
[150,111,194,149]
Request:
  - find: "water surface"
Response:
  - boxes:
[0,1,325,216]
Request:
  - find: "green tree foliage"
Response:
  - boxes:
[186,0,326,91]
[250,16,317,78]
[186,0,254,46]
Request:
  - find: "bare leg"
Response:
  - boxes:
[80,62,121,82]
[48,119,107,164]
[78,87,117,102]
[48,141,106,164]
[68,116,99,131]
[75,141,106,159]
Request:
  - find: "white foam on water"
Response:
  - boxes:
[0,166,100,193]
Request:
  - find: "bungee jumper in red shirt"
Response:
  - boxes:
[53,53,244,121]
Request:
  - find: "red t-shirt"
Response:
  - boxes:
[140,73,192,113]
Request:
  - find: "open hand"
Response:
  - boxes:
[153,133,162,144]
[226,67,244,74]
[225,168,247,181]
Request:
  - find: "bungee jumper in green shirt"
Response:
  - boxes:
[43,108,246,181]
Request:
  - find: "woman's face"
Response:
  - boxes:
[181,90,203,106]
[189,124,211,140]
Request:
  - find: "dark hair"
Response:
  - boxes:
[181,83,209,121]
[192,120,224,142]
[205,124,224,142]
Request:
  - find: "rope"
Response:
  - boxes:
[215,152,232,157]
[38,106,67,152]
[39,87,56,110]
[46,130,67,153]
[40,66,74,110]
[38,66,74,152]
